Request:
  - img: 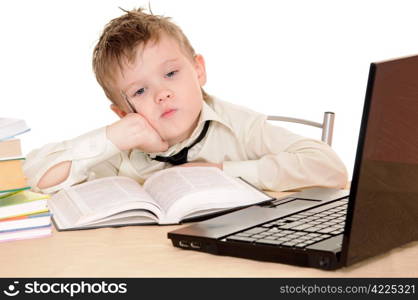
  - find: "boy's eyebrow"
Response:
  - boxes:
[162,58,179,65]
[123,58,180,91]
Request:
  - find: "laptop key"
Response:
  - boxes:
[308,201,347,214]
[292,224,313,231]
[291,239,304,244]
[315,224,329,229]
[293,232,306,236]
[305,227,321,232]
[301,239,318,244]
[251,234,266,239]
[307,233,321,237]
[242,227,267,235]
[285,234,300,239]
[273,221,286,226]
[281,241,299,247]
[279,221,307,229]
[317,227,336,234]
[273,232,287,237]
[258,232,271,236]
[321,221,337,226]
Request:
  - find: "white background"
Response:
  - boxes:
[2,0,418,178]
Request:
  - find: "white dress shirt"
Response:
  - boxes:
[23,97,348,194]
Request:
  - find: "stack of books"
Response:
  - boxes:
[0,117,31,197]
[0,118,52,242]
[0,190,52,242]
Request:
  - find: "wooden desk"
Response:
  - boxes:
[1,191,417,277]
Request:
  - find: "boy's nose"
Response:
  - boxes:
[156,89,174,103]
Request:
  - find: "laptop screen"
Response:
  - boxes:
[343,55,418,266]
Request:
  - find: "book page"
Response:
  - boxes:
[83,210,158,227]
[167,188,268,223]
[144,168,195,212]
[50,176,163,227]
[48,191,84,229]
[143,167,270,222]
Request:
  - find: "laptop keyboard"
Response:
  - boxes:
[225,198,348,248]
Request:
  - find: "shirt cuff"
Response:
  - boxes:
[223,160,261,189]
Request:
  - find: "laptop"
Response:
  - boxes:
[167,54,418,270]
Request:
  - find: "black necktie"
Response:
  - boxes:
[152,120,211,165]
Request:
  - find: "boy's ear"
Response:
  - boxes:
[193,54,207,86]
[110,104,128,119]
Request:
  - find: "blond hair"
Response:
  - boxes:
[92,7,209,104]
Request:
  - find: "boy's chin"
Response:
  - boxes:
[165,134,188,147]
[164,129,194,146]
[162,116,200,146]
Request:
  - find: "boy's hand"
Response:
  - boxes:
[179,162,223,170]
[106,113,169,153]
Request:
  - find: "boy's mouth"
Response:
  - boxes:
[161,108,177,118]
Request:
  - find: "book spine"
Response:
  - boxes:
[0,226,51,243]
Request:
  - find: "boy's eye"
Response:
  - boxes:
[134,87,145,97]
[165,70,178,78]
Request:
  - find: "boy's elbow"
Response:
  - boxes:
[310,143,349,189]
[333,166,349,189]
[325,157,349,189]
[36,175,62,190]
[35,161,72,191]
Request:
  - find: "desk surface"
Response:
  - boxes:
[1,191,418,277]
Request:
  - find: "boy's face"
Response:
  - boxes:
[113,34,206,146]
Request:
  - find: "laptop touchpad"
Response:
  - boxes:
[173,199,321,239]
[272,199,320,214]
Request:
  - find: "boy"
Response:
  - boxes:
[23,8,347,194]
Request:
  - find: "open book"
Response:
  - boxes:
[48,167,273,231]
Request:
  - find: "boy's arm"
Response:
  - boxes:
[25,113,169,193]
[222,116,348,192]
[23,127,121,194]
